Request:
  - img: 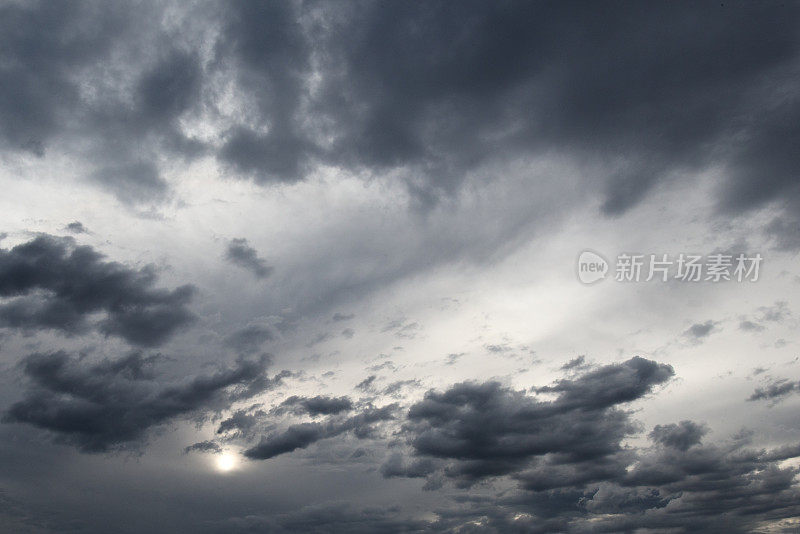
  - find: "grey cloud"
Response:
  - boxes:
[648,420,708,451]
[136,51,201,122]
[0,234,196,347]
[739,319,765,332]
[184,440,222,455]
[224,238,273,279]
[216,407,266,438]
[89,161,169,205]
[331,312,354,322]
[382,380,420,398]
[367,361,395,373]
[535,356,675,410]
[445,353,464,365]
[3,351,277,452]
[766,214,800,251]
[560,355,587,371]
[355,375,378,393]
[737,302,789,333]
[683,320,717,341]
[759,300,791,322]
[748,379,799,403]
[64,221,88,234]
[306,332,333,348]
[0,2,122,154]
[380,452,438,480]
[243,404,397,460]
[215,1,312,183]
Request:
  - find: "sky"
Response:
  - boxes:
[1,1,800,532]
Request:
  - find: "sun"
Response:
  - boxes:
[215,453,238,472]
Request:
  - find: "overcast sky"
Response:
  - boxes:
[1,1,800,532]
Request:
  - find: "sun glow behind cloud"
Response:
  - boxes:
[215,453,238,473]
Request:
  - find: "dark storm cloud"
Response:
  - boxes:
[243,404,397,460]
[748,378,800,403]
[224,238,273,279]
[385,357,673,488]
[0,234,196,346]
[4,1,799,230]
[3,351,278,452]
[212,0,800,223]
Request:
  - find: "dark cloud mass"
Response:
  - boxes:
[4,351,278,452]
[389,357,673,488]
[0,235,196,346]
[372,360,800,533]
[0,1,798,239]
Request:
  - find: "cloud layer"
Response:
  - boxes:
[0,235,195,346]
